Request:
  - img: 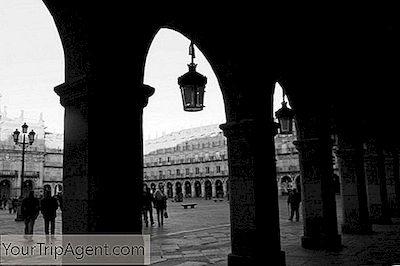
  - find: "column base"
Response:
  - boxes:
[301,234,342,251]
[341,223,373,234]
[228,251,285,266]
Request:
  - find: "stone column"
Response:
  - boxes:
[384,150,397,217]
[223,179,228,197]
[335,138,372,234]
[363,140,391,224]
[220,119,285,265]
[201,181,206,198]
[391,147,400,216]
[56,78,154,233]
[191,181,196,198]
[211,180,217,198]
[294,138,341,250]
[172,182,177,199]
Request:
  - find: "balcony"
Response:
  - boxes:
[23,171,40,178]
[0,170,18,178]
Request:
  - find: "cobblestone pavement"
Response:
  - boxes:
[1,196,400,265]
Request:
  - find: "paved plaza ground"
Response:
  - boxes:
[1,195,400,265]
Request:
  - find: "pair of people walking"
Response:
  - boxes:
[287,188,301,222]
[21,190,59,239]
[142,184,168,227]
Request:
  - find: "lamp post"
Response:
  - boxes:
[275,90,295,135]
[178,41,207,112]
[12,123,35,221]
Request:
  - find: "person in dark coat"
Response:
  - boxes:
[287,188,301,222]
[153,185,167,227]
[21,191,40,238]
[40,190,59,235]
[142,185,154,227]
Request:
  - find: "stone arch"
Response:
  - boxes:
[44,184,52,194]
[184,181,192,198]
[175,182,183,202]
[204,179,212,200]
[55,184,63,195]
[166,182,173,198]
[215,179,224,198]
[194,180,202,198]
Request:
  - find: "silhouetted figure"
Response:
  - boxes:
[21,191,40,239]
[287,188,301,222]
[153,185,167,227]
[7,197,13,214]
[12,197,18,213]
[142,185,154,227]
[40,190,59,235]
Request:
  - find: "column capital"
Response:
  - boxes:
[54,75,90,107]
[55,76,155,109]
[334,148,358,159]
[293,138,331,152]
[138,84,155,108]
[220,119,275,138]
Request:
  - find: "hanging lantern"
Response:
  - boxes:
[275,100,295,135]
[177,41,207,112]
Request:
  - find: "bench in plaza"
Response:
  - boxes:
[182,203,197,209]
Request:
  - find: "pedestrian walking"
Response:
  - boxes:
[12,197,18,213]
[153,184,167,227]
[287,188,301,222]
[142,185,154,227]
[21,191,40,240]
[7,197,13,214]
[40,190,59,235]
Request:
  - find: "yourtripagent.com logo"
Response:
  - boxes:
[0,234,150,265]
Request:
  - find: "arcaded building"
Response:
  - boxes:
[41,3,400,264]
[143,123,322,198]
[0,106,63,199]
[143,124,228,199]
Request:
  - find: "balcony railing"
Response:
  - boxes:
[23,171,40,178]
[0,170,18,178]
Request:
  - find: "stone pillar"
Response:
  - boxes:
[223,179,228,197]
[363,140,391,224]
[191,182,196,198]
[335,138,372,234]
[384,150,397,217]
[172,182,177,199]
[56,78,154,233]
[220,119,285,265]
[294,138,341,250]
[182,183,187,198]
[201,181,206,198]
[391,148,400,216]
[211,180,217,198]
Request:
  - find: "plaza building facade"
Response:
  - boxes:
[143,123,331,199]
[0,106,63,199]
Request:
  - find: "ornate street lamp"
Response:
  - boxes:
[12,123,36,221]
[178,41,207,112]
[275,90,295,135]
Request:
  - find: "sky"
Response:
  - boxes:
[0,0,287,138]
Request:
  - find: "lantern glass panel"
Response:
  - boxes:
[279,118,292,134]
[22,123,28,133]
[28,130,35,144]
[13,129,20,143]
